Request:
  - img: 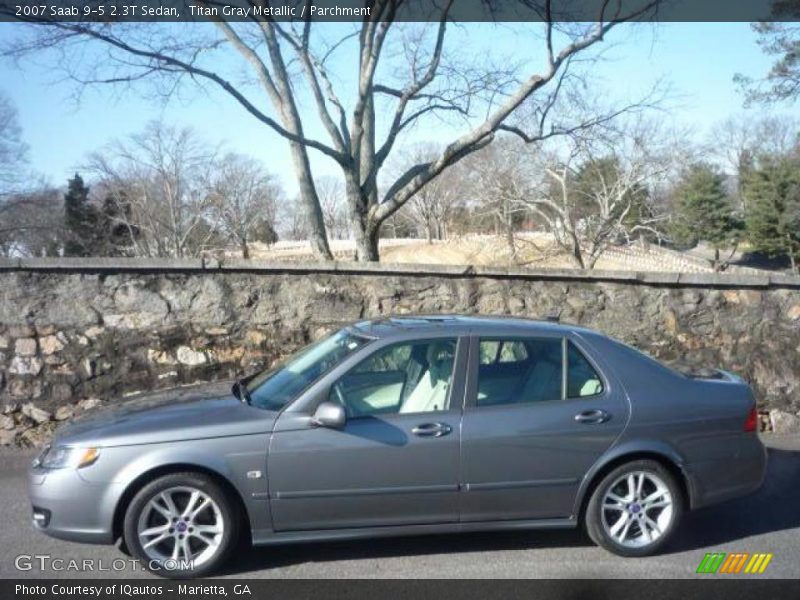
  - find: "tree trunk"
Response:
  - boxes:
[288,140,332,260]
[345,177,380,262]
[568,231,586,269]
[355,224,380,262]
[241,238,250,260]
[787,234,798,274]
[570,248,586,269]
[505,225,517,264]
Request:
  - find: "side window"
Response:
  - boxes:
[499,341,528,363]
[479,340,528,364]
[479,341,501,364]
[567,342,604,398]
[331,339,457,418]
[476,338,563,407]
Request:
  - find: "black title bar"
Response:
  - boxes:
[4,579,800,600]
[0,0,794,23]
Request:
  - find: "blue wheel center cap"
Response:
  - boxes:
[176,521,188,532]
[629,503,641,513]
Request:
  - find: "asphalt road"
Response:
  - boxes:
[1,435,798,580]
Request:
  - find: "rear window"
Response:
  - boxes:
[567,342,604,397]
[479,340,529,364]
[476,338,563,406]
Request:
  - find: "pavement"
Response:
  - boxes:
[0,435,798,580]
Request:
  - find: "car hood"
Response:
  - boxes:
[55,381,278,447]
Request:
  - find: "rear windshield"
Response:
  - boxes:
[665,364,726,379]
[607,338,686,379]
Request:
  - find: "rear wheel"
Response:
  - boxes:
[123,472,239,578]
[585,459,683,557]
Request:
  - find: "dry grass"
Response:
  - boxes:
[242,233,762,274]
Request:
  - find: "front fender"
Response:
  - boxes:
[77,434,271,538]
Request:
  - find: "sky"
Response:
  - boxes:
[1,21,797,196]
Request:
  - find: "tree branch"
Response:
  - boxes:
[40,22,347,164]
[373,2,659,224]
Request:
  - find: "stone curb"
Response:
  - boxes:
[0,257,799,288]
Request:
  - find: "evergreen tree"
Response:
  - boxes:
[63,173,98,256]
[251,217,279,247]
[671,163,743,270]
[743,156,800,273]
[99,192,138,255]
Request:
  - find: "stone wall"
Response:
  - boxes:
[1,257,799,445]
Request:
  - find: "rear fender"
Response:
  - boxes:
[572,439,693,517]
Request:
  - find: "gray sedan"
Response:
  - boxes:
[29,316,767,578]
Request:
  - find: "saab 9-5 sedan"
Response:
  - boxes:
[30,316,766,577]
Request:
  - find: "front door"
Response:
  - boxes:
[268,336,466,531]
[460,335,628,521]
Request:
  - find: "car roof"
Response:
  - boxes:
[348,315,599,339]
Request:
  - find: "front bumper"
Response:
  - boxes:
[29,464,123,544]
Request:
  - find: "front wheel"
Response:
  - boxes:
[123,472,239,578]
[585,459,683,557]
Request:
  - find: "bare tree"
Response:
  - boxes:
[0,186,63,257]
[0,93,57,253]
[392,143,464,243]
[277,196,308,241]
[506,120,679,269]
[208,153,281,259]
[0,91,29,199]
[87,121,220,258]
[316,176,349,240]
[381,207,417,239]
[465,138,533,261]
[3,0,661,261]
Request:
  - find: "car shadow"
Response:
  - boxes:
[664,445,800,553]
[219,527,590,575]
[219,445,799,575]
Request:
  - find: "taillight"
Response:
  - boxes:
[743,406,758,432]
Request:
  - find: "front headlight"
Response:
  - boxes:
[34,445,100,469]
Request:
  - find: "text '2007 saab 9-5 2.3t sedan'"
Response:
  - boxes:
[29,316,766,577]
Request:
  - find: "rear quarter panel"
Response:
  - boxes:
[577,333,765,509]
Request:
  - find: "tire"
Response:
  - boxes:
[585,459,683,557]
[123,472,240,578]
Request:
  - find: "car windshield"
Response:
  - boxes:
[246,330,371,411]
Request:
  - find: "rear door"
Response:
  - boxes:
[459,334,629,521]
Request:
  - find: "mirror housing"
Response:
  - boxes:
[310,401,346,429]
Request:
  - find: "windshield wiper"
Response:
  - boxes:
[232,379,253,406]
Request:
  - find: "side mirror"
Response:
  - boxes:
[310,401,346,429]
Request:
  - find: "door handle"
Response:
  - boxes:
[574,409,610,424]
[412,422,452,437]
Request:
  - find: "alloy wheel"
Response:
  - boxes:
[600,470,674,549]
[136,485,224,566]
